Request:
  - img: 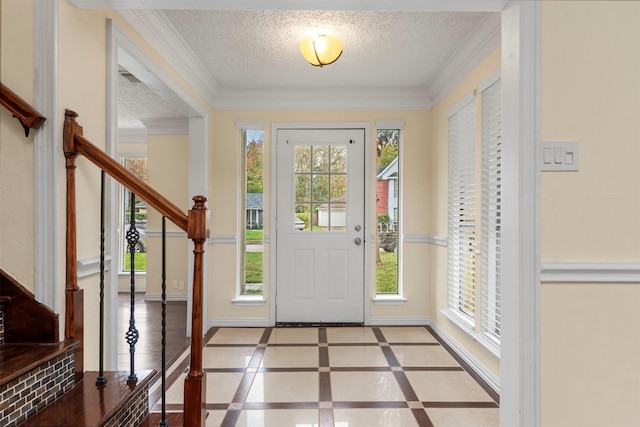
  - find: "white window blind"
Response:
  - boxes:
[480,79,502,342]
[447,95,477,322]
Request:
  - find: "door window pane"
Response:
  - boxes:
[294,145,348,232]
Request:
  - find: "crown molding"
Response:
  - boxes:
[74,1,501,110]
[211,87,431,110]
[139,117,189,134]
[426,12,501,107]
[117,9,219,106]
[71,1,508,12]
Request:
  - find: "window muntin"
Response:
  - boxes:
[294,145,347,232]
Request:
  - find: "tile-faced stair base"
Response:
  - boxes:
[19,370,156,427]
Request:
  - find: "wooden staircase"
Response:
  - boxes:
[0,269,156,427]
[1,84,208,426]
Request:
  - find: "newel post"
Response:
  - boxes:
[184,196,209,427]
[63,109,84,382]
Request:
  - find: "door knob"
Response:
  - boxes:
[354,237,362,245]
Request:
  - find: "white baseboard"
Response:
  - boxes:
[207,317,271,328]
[428,320,500,394]
[368,316,430,326]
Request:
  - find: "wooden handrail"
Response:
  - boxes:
[0,82,46,137]
[63,109,208,425]
[64,110,188,232]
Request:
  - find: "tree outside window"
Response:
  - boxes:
[121,157,148,272]
[376,129,400,294]
[242,130,264,295]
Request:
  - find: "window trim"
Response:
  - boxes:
[118,155,148,276]
[480,72,502,346]
[444,74,503,358]
[446,92,477,323]
[234,121,267,303]
[373,120,405,299]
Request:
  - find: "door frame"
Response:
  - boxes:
[106,20,209,366]
[270,122,373,326]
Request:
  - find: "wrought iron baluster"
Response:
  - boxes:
[96,171,107,386]
[159,216,168,427]
[125,190,139,384]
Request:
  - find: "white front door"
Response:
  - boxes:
[276,128,365,323]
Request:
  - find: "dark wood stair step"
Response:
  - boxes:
[0,341,78,387]
[19,370,156,427]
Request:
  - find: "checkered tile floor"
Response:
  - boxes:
[150,326,499,427]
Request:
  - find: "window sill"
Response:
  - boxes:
[231,295,266,307]
[118,271,146,277]
[441,308,476,334]
[372,295,407,306]
[440,309,500,358]
[474,332,501,358]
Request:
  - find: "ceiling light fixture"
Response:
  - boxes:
[299,35,343,67]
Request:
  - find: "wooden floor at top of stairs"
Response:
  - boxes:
[19,369,156,427]
[139,412,185,426]
[0,341,78,386]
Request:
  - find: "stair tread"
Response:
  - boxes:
[0,341,78,386]
[19,369,156,427]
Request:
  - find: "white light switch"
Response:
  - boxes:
[553,147,563,164]
[540,141,579,171]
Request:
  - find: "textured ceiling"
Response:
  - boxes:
[162,10,490,90]
[117,72,186,129]
[118,9,493,128]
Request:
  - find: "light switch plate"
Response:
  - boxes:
[540,141,579,171]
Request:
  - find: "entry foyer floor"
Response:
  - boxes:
[149,326,499,427]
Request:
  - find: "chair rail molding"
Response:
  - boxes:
[541,262,640,283]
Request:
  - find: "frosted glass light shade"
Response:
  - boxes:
[299,35,343,67]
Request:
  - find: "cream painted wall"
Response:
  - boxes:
[541,1,640,261]
[207,109,431,322]
[428,47,501,379]
[0,0,36,289]
[145,134,189,299]
[57,0,115,368]
[540,2,640,426]
[118,142,147,157]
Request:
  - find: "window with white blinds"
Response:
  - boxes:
[447,94,477,323]
[480,78,502,343]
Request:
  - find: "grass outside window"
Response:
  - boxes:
[124,253,147,271]
[376,251,398,294]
